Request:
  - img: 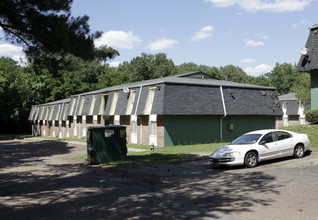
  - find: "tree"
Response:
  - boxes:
[177,62,221,79]
[0,57,33,132]
[291,72,311,107]
[0,0,100,60]
[266,63,299,95]
[128,53,176,82]
[219,65,249,83]
[249,74,272,87]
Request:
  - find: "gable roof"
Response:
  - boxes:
[297,24,318,72]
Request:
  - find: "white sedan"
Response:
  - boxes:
[209,129,310,168]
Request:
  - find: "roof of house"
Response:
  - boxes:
[297,24,318,72]
[278,93,300,115]
[77,71,276,97]
[29,71,282,121]
[278,93,297,101]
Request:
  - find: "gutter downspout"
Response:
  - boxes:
[134,86,143,145]
[220,86,227,141]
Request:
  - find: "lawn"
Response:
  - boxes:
[7,124,317,165]
[282,124,318,152]
[124,142,225,164]
[123,124,318,164]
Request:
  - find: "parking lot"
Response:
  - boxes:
[1,138,318,219]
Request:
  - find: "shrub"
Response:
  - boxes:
[306,109,318,124]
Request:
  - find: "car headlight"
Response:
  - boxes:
[222,151,241,157]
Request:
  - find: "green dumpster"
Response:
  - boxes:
[87,125,127,164]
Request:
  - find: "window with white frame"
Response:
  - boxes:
[150,120,157,135]
[149,114,157,136]
[114,115,120,125]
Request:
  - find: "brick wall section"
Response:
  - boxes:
[120,116,131,144]
[54,121,59,138]
[157,115,164,147]
[141,115,149,145]
[69,117,74,137]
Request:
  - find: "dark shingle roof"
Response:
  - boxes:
[278,93,297,101]
[77,71,275,97]
[297,24,318,72]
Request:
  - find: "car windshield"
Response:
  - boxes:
[230,134,262,145]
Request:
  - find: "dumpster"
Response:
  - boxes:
[87,125,127,164]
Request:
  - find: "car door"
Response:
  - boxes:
[274,131,294,156]
[258,132,281,160]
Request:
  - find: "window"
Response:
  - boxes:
[149,115,157,136]
[114,115,120,125]
[276,131,292,141]
[261,132,274,144]
[150,121,157,136]
[131,120,137,135]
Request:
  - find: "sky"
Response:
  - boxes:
[0,0,318,76]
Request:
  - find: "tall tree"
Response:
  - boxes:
[0,0,99,60]
[0,57,33,132]
[291,72,311,106]
[266,63,299,95]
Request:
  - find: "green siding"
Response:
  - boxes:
[221,115,276,142]
[164,115,277,146]
[164,115,220,146]
[311,70,318,109]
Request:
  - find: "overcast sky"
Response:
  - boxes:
[0,0,317,76]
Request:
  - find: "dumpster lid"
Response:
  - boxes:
[88,125,126,130]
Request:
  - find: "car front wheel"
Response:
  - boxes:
[244,151,258,168]
[294,144,304,158]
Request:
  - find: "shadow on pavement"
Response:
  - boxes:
[0,140,280,219]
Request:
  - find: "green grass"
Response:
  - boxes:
[6,124,318,165]
[107,142,226,165]
[282,124,318,152]
[31,136,86,142]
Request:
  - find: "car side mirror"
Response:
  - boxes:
[259,140,266,145]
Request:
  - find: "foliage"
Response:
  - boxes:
[219,65,249,83]
[0,52,313,133]
[291,72,311,107]
[248,74,271,87]
[177,62,221,79]
[128,53,177,82]
[283,125,318,152]
[0,0,99,60]
[0,57,33,133]
[266,63,299,95]
[305,109,318,124]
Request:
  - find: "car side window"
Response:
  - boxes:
[275,131,292,141]
[260,132,274,144]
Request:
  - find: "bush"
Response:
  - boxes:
[306,109,318,124]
